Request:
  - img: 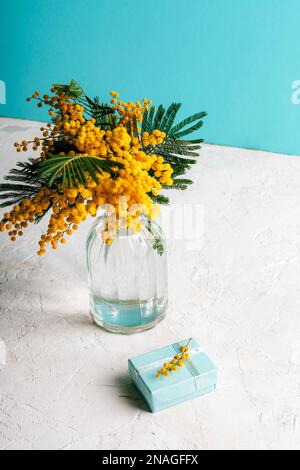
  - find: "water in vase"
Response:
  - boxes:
[92,296,168,328]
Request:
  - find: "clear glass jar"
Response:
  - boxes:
[86,213,168,333]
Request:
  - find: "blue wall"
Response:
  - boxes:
[1,0,300,155]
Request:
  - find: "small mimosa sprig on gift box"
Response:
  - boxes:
[156,338,191,377]
[0,80,206,255]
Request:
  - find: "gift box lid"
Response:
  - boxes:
[128,338,217,412]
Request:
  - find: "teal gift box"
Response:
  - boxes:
[128,338,217,412]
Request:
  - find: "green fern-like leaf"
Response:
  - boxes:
[146,219,165,256]
[0,159,47,208]
[169,111,207,138]
[82,95,116,127]
[54,79,85,98]
[164,156,197,177]
[160,103,181,133]
[146,137,202,180]
[156,138,202,158]
[164,178,193,191]
[149,193,170,205]
[36,155,123,188]
[141,103,182,136]
[141,106,156,134]
[152,237,164,256]
[152,105,166,130]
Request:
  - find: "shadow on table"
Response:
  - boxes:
[0,260,89,319]
[113,373,149,412]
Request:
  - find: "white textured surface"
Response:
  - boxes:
[1,118,300,450]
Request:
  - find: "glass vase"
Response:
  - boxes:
[86,213,168,334]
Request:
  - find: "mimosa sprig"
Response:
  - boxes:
[156,338,192,377]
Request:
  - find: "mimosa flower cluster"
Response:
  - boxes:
[0,80,206,256]
[156,339,191,377]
